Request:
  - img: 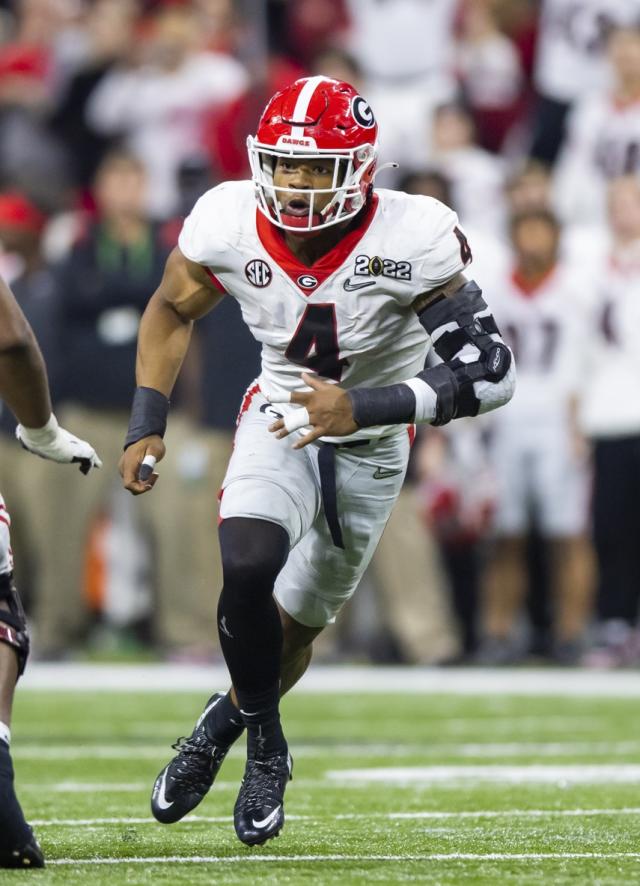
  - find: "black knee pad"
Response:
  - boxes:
[0,573,30,678]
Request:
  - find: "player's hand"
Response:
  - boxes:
[268,372,358,449]
[119,435,165,495]
[16,414,102,475]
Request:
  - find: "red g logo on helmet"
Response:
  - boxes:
[247,76,379,233]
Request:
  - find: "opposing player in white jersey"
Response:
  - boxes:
[0,275,101,869]
[119,76,515,846]
[481,209,591,662]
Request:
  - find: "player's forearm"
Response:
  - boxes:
[0,324,52,429]
[135,289,194,398]
[348,279,516,428]
[125,248,222,454]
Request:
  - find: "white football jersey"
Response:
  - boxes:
[485,262,588,430]
[534,0,640,102]
[579,251,640,437]
[179,181,470,440]
[555,92,640,223]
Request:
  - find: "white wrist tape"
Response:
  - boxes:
[283,407,310,434]
[18,413,58,446]
[401,378,438,423]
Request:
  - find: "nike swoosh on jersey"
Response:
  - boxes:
[343,278,376,291]
[155,769,174,810]
[252,805,282,829]
[373,467,403,479]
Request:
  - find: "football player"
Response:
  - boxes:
[0,275,101,868]
[120,76,516,846]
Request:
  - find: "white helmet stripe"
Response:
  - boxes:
[290,76,336,138]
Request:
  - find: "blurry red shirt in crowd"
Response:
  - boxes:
[202,56,306,180]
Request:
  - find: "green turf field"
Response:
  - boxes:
[6,676,640,884]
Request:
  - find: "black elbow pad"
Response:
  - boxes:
[416,279,511,421]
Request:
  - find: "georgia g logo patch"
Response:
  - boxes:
[245,259,272,288]
[351,96,376,129]
[297,274,318,290]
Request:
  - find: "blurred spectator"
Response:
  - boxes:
[0,40,71,210]
[196,0,246,56]
[0,191,56,606]
[506,159,608,274]
[506,159,553,215]
[492,0,538,78]
[368,469,460,666]
[578,176,640,667]
[429,102,507,236]
[554,22,640,224]
[416,423,495,660]
[86,2,248,217]
[399,166,510,316]
[531,0,640,164]
[31,149,206,656]
[163,298,262,661]
[457,0,525,152]
[277,0,349,66]
[311,45,360,88]
[202,53,305,181]
[345,0,456,84]
[337,0,458,176]
[480,209,593,664]
[50,0,140,189]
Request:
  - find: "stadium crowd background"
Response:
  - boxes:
[0,0,638,670]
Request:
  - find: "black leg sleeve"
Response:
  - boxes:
[217,517,289,706]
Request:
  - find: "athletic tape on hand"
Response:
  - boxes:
[138,454,157,483]
[267,389,292,404]
[283,408,310,434]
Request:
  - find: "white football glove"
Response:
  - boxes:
[16,414,102,475]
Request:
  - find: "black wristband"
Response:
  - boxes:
[124,386,170,450]
[347,384,416,428]
[416,364,459,426]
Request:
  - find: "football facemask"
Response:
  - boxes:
[247,76,379,233]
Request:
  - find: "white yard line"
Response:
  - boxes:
[21,779,325,793]
[44,852,640,865]
[328,764,640,785]
[13,739,640,761]
[29,807,640,827]
[23,762,640,793]
[20,663,640,696]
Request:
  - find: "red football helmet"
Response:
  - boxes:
[247,76,379,233]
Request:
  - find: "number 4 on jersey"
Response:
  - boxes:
[285,303,349,381]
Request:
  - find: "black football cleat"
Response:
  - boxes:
[151,693,232,824]
[0,832,45,869]
[0,740,45,868]
[234,750,293,846]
